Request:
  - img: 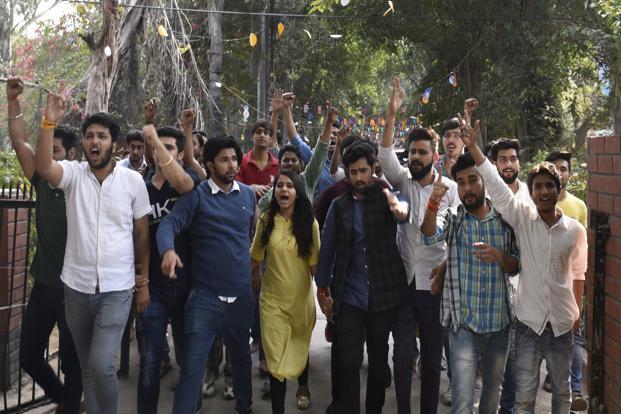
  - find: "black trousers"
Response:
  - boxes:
[335,302,397,414]
[269,358,310,414]
[19,281,82,413]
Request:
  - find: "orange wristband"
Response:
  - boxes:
[41,116,58,130]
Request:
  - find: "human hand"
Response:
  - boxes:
[388,77,405,116]
[317,287,334,322]
[179,108,196,129]
[6,77,24,101]
[472,242,501,263]
[134,288,150,314]
[144,98,158,123]
[272,89,284,113]
[44,83,71,123]
[161,250,183,279]
[283,92,295,109]
[252,269,262,291]
[429,260,447,295]
[430,167,449,204]
[457,113,480,148]
[463,98,479,125]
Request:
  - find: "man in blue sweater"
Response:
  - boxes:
[157,136,258,414]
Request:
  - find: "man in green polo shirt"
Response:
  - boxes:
[6,77,82,413]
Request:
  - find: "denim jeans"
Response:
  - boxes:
[392,285,443,414]
[514,321,573,414]
[571,324,584,393]
[20,281,82,413]
[136,284,189,413]
[499,325,517,412]
[64,286,133,414]
[449,324,510,414]
[172,288,254,414]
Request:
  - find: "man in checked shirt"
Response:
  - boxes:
[421,152,520,414]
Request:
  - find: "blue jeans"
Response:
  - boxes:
[499,325,517,412]
[571,324,584,393]
[449,324,510,414]
[514,321,573,414]
[64,286,133,414]
[136,284,188,414]
[172,288,254,413]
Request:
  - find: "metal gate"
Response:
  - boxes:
[0,181,58,413]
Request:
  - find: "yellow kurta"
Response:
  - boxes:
[250,214,320,381]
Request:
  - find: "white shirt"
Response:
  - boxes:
[506,179,533,291]
[57,161,152,294]
[477,158,587,336]
[378,144,460,290]
[118,156,147,173]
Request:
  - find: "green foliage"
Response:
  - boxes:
[0,150,27,184]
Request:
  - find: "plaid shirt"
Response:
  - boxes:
[423,202,519,333]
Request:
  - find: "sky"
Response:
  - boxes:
[16,0,74,36]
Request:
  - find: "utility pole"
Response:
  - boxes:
[256,0,275,120]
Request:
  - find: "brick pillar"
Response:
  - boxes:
[0,197,30,390]
[585,135,621,412]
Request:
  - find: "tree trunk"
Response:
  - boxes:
[208,0,224,137]
[574,118,590,151]
[256,5,268,120]
[83,0,119,115]
[0,0,12,76]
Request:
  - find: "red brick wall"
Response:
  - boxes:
[586,135,621,412]
[0,201,30,390]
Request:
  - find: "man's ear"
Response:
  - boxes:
[177,150,184,161]
[433,152,440,163]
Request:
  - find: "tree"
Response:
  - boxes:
[80,0,118,114]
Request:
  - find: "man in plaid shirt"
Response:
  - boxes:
[421,152,520,414]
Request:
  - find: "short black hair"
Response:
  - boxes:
[53,125,79,153]
[278,144,303,163]
[342,141,376,169]
[441,118,460,136]
[157,126,186,152]
[339,134,361,157]
[193,130,208,147]
[252,119,273,135]
[451,152,477,180]
[203,135,243,166]
[545,151,572,172]
[125,130,144,146]
[81,112,121,142]
[406,128,438,153]
[489,138,520,162]
[332,121,341,129]
[527,162,561,194]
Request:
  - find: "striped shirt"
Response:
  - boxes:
[423,203,519,333]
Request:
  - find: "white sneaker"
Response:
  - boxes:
[202,371,217,398]
[223,375,235,400]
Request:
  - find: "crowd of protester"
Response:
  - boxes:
[5,75,588,414]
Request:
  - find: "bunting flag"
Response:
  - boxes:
[383,1,395,16]
[178,44,191,54]
[157,25,168,37]
[422,87,432,104]
[449,72,458,87]
[277,22,285,37]
[249,33,258,47]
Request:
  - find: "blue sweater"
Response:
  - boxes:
[156,180,256,297]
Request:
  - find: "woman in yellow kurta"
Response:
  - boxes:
[251,170,320,413]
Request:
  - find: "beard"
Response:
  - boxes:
[86,146,113,170]
[409,160,434,181]
[500,170,518,184]
[213,168,236,184]
[463,192,486,211]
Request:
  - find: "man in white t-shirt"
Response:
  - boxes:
[35,90,151,414]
